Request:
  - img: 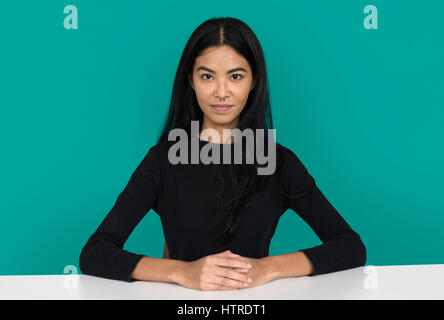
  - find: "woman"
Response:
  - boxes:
[79,17,366,291]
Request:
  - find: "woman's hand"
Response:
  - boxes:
[176,250,254,291]
[231,256,276,288]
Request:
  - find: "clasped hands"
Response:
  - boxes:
[177,249,276,291]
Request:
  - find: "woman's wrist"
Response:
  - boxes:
[172,260,189,284]
[260,255,281,281]
[260,252,314,280]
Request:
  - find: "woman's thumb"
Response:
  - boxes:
[224,249,240,256]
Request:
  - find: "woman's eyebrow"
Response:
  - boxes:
[197,66,247,74]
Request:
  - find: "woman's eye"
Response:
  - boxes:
[201,74,213,80]
[200,74,243,81]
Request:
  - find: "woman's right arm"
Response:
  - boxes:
[79,146,161,282]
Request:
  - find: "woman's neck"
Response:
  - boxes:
[199,116,240,144]
[199,127,237,144]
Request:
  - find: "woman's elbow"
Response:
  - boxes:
[351,232,367,268]
[79,244,96,276]
[79,247,88,275]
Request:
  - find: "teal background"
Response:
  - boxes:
[0,0,443,276]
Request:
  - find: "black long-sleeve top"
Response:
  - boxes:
[79,136,366,282]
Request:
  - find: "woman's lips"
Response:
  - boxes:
[211,104,233,112]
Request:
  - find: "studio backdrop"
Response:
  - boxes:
[0,0,443,276]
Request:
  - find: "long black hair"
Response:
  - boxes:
[157,17,279,245]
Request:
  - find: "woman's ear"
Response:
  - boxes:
[250,76,256,91]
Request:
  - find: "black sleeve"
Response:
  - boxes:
[280,146,366,276]
[79,146,161,282]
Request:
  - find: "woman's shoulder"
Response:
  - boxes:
[274,142,309,175]
[274,142,312,195]
[144,136,172,159]
[143,135,182,165]
[275,142,302,163]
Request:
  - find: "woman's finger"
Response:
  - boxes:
[211,265,252,284]
[232,268,250,273]
[212,256,252,270]
[217,250,240,257]
[207,271,250,289]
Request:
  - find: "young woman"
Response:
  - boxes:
[79,17,366,291]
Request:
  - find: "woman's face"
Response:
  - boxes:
[189,45,255,141]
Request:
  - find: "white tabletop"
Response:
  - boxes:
[1,265,443,300]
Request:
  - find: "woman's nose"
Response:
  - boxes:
[215,81,229,98]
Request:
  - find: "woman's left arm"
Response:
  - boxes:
[258,148,367,283]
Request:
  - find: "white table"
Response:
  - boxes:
[1,265,443,300]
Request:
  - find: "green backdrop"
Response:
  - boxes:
[1,0,443,276]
